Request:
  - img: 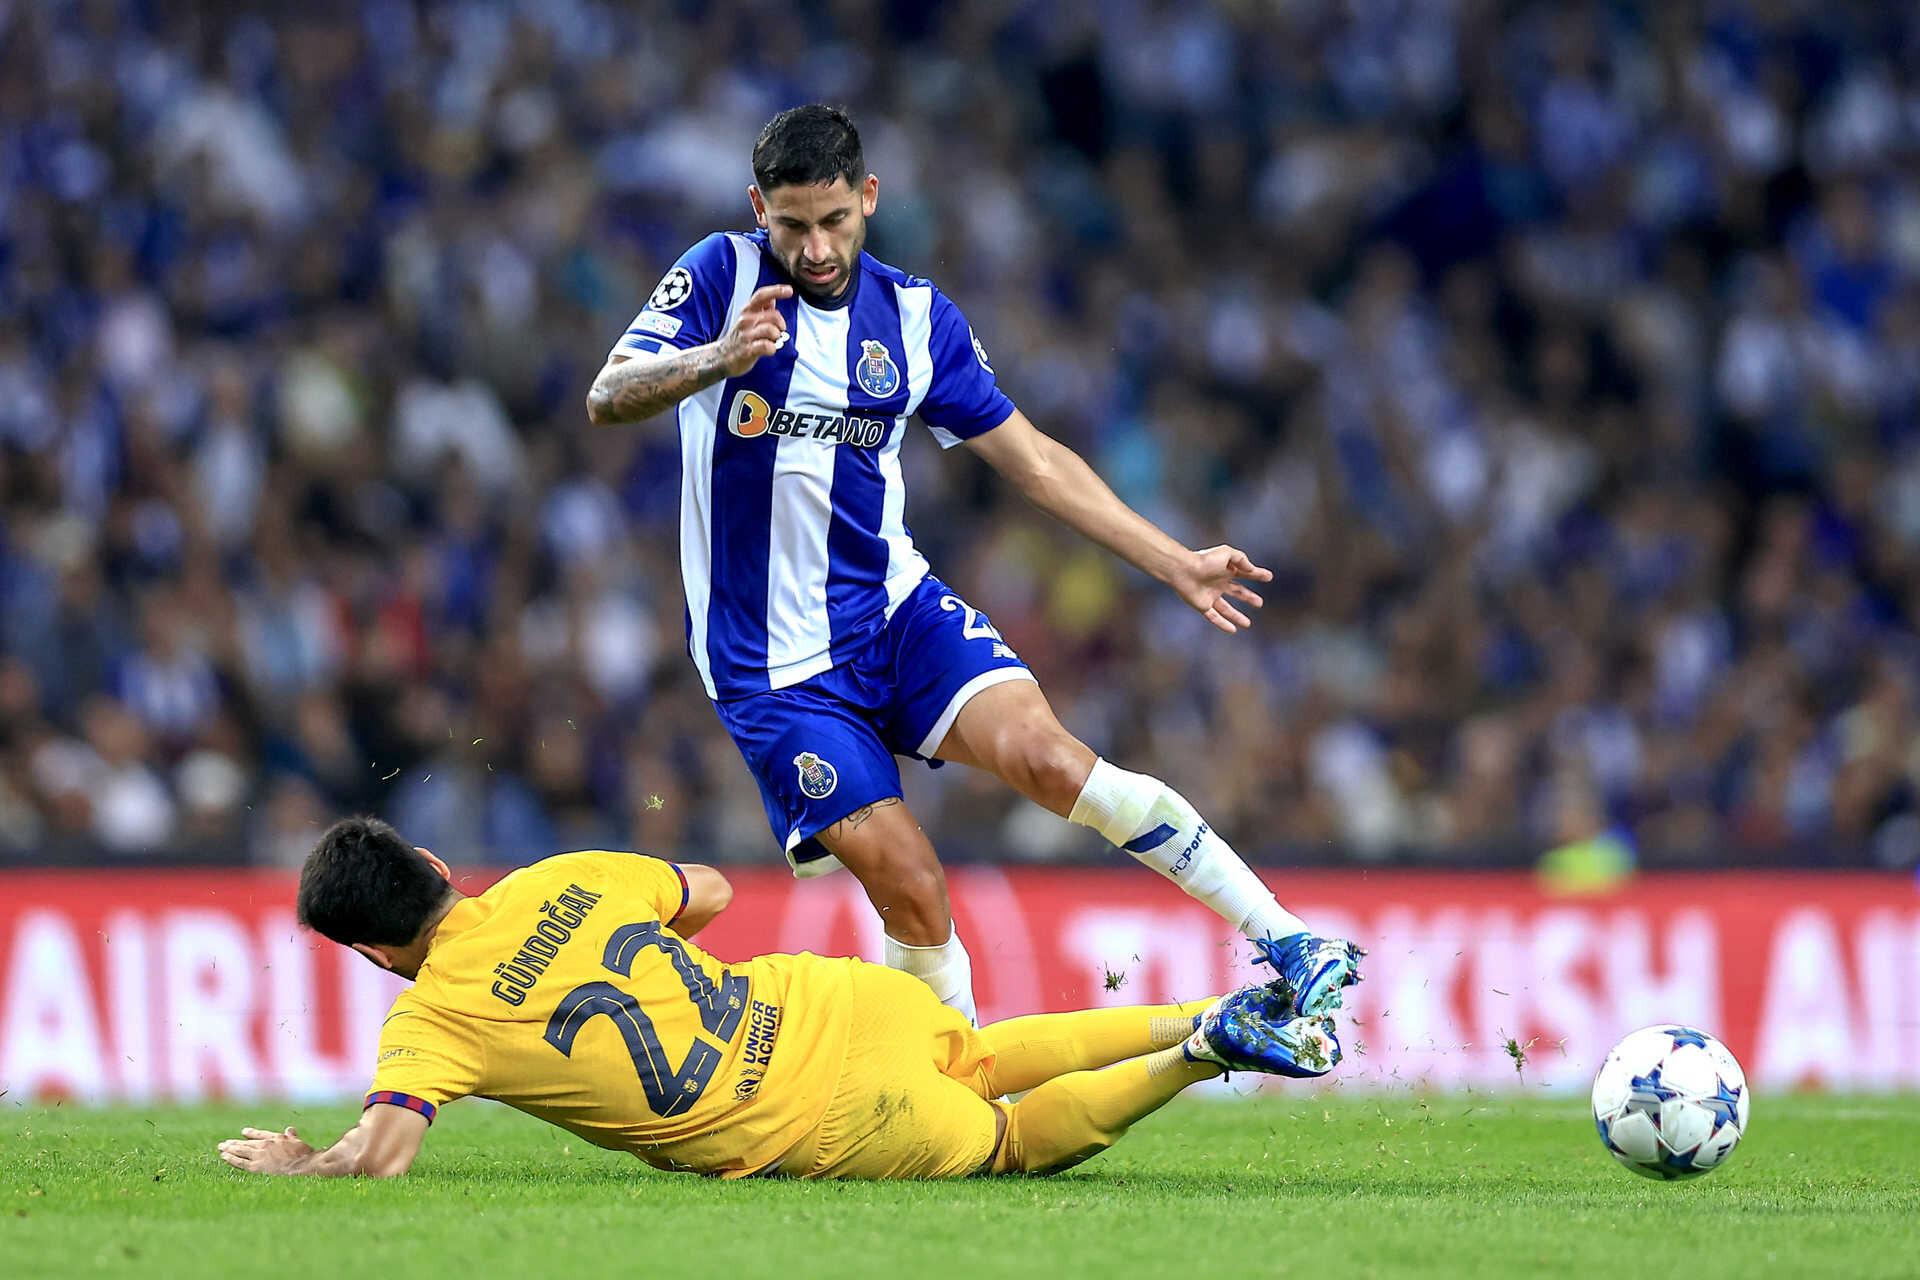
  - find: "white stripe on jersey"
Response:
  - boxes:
[876,421,923,622]
[680,234,766,699]
[762,300,848,689]
[880,282,938,619]
[897,282,935,417]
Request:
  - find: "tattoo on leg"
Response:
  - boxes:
[823,796,902,843]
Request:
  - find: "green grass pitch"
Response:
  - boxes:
[4,1092,1917,1279]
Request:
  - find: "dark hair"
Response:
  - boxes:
[751,104,863,192]
[298,816,451,947]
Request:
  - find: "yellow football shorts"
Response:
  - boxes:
[770,960,1003,1179]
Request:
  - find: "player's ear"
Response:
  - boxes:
[351,942,395,971]
[748,184,768,227]
[416,847,452,883]
[861,174,877,217]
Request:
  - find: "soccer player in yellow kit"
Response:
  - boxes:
[216,818,1340,1181]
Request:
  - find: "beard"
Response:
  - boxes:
[787,257,846,300]
[777,223,864,302]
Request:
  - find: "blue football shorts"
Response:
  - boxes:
[710,574,1035,876]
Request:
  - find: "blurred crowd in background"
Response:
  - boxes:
[2,0,1918,870]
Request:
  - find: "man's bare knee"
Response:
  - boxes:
[871,861,950,943]
[1032,737,1094,802]
[1003,730,1095,815]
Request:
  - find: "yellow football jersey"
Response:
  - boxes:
[366,851,853,1177]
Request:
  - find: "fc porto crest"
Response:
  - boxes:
[793,751,838,800]
[856,339,900,397]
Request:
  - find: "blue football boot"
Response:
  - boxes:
[1250,932,1366,1017]
[1182,980,1342,1078]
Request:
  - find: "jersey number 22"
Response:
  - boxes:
[543,921,749,1117]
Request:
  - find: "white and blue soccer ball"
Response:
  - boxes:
[1590,1024,1749,1180]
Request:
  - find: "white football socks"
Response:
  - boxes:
[1069,758,1308,942]
[885,925,979,1025]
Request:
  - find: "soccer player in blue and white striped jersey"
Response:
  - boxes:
[587,105,1362,1023]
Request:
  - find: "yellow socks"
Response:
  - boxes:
[974,1000,1212,1096]
[994,1048,1220,1174]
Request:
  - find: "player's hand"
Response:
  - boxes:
[1169,545,1272,635]
[218,1125,314,1176]
[717,284,792,376]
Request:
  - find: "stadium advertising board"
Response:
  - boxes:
[1,869,1915,1102]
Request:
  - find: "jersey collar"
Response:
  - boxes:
[425,896,486,952]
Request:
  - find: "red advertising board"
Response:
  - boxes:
[2,867,1916,1102]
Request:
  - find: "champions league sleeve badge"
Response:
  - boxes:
[648,267,694,311]
[856,339,900,397]
[793,751,839,800]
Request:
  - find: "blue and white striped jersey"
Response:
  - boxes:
[609,230,1015,701]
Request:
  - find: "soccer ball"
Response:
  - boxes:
[1590,1024,1749,1180]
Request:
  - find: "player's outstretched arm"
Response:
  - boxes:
[216,1104,428,1179]
[674,862,734,936]
[964,410,1273,635]
[585,284,792,426]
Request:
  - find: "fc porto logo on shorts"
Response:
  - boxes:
[856,340,900,397]
[793,751,838,800]
[648,267,693,312]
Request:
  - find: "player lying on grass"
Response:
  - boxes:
[217,818,1341,1180]
[585,103,1362,1023]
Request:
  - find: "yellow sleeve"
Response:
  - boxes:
[555,851,691,927]
[625,853,692,926]
[364,998,484,1125]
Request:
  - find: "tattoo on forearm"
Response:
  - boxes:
[821,796,902,843]
[588,346,728,424]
